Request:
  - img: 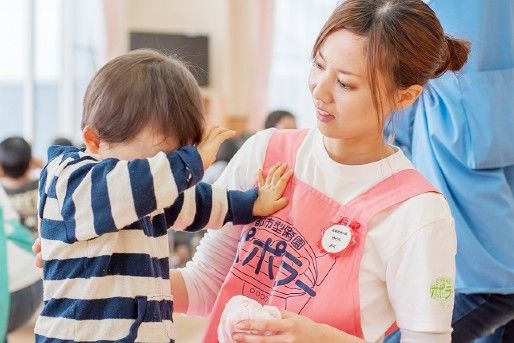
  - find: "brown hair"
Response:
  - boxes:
[313,0,470,122]
[82,49,204,146]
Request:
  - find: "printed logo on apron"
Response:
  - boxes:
[231,216,343,313]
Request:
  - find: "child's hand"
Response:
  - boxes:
[253,163,293,217]
[32,237,43,268]
[197,126,236,170]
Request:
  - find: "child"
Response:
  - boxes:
[34,49,292,343]
[0,137,40,233]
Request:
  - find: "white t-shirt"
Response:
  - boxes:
[180,128,456,342]
[1,186,40,292]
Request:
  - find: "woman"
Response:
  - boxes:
[173,1,468,342]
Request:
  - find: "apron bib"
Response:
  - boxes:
[203,129,439,342]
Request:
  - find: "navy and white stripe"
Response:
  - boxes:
[36,145,258,342]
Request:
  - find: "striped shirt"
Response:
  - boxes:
[35,145,257,342]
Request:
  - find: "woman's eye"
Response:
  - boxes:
[313,60,324,69]
[338,80,351,90]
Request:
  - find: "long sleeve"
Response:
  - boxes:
[163,183,258,232]
[44,146,203,242]
[178,129,275,315]
[180,227,243,315]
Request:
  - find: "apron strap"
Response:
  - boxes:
[262,129,309,173]
[338,169,441,225]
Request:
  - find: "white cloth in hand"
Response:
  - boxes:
[217,295,281,343]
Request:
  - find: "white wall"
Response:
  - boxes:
[111,0,263,124]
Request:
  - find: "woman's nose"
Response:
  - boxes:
[311,77,333,104]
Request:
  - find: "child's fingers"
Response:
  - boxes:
[36,252,43,268]
[213,128,236,143]
[265,163,282,185]
[211,126,232,136]
[203,126,233,142]
[257,169,265,187]
[270,164,287,185]
[202,126,216,141]
[32,237,41,253]
[275,169,293,195]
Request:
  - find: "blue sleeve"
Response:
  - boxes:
[52,146,204,242]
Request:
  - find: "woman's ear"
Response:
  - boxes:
[395,84,423,111]
[82,127,101,154]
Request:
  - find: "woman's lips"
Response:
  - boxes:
[316,108,335,122]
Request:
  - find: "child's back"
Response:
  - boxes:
[37,145,196,342]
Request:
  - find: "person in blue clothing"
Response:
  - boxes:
[385,1,514,342]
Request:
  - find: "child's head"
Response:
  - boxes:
[82,49,205,160]
[0,137,32,179]
[309,0,470,140]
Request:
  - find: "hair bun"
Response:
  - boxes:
[434,36,471,77]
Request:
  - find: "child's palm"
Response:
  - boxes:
[253,163,293,216]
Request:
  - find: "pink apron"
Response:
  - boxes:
[203,129,440,341]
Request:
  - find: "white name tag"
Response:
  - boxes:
[321,224,352,254]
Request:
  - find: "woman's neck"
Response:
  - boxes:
[322,135,396,165]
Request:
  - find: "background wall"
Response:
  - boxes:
[111,0,267,131]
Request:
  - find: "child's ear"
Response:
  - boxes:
[82,127,101,154]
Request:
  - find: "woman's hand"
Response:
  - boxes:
[232,310,364,343]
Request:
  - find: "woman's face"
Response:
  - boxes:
[309,29,385,141]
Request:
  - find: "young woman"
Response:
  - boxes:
[169,1,470,342]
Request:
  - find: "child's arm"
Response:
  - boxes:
[52,146,204,242]
[49,127,234,242]
[165,163,292,231]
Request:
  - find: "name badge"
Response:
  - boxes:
[319,218,360,257]
[321,225,352,254]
